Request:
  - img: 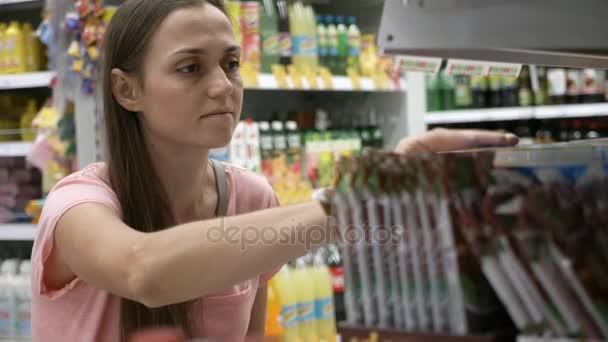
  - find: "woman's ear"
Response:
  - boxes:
[111,68,143,112]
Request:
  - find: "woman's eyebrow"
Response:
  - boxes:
[171,45,241,56]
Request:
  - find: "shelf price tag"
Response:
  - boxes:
[302,66,318,90]
[346,67,361,90]
[318,67,333,90]
[271,64,289,89]
[487,62,522,78]
[396,55,442,74]
[241,64,259,88]
[288,65,303,90]
[445,59,488,76]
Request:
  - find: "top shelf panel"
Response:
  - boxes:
[0,0,43,10]
[0,71,54,90]
[249,74,406,93]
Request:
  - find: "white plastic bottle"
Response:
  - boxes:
[16,261,31,339]
[0,259,19,339]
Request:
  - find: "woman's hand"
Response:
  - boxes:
[394,128,519,155]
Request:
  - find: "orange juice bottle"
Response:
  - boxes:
[265,279,284,340]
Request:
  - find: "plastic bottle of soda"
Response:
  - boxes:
[259,0,279,73]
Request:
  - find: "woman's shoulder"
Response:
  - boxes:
[222,162,280,210]
[44,162,120,214]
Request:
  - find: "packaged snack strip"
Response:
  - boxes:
[333,191,361,324]
[363,184,390,328]
[432,163,467,334]
[391,190,415,330]
[345,168,377,327]
[380,158,404,329]
[549,243,608,338]
[414,163,443,332]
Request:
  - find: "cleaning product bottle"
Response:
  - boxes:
[20,99,37,142]
[276,0,292,66]
[313,248,337,342]
[22,23,41,72]
[335,16,347,76]
[259,0,279,73]
[303,3,318,72]
[273,265,300,342]
[16,261,31,340]
[325,15,338,74]
[5,22,26,73]
[346,16,361,73]
[316,15,328,69]
[0,23,7,74]
[293,256,318,342]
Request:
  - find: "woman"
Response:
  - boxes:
[30,0,518,340]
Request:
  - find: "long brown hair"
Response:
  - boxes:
[102,0,227,339]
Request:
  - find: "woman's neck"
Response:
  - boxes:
[146,139,217,223]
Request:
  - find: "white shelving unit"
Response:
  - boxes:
[0,223,37,241]
[0,141,33,157]
[425,103,608,125]
[253,73,406,92]
[0,71,54,90]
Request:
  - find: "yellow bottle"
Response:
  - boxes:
[20,99,37,141]
[265,279,284,340]
[5,21,26,73]
[225,1,242,46]
[273,266,301,342]
[0,23,6,74]
[23,23,41,72]
[312,250,337,342]
[293,257,319,342]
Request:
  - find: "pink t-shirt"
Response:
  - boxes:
[30,162,281,342]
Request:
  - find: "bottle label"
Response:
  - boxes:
[279,304,298,328]
[278,32,292,57]
[17,302,30,337]
[329,266,344,293]
[314,297,335,320]
[347,33,360,57]
[293,36,317,57]
[0,300,10,334]
[297,301,315,323]
[262,33,280,56]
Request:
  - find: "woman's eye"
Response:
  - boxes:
[225,60,240,72]
[177,64,200,73]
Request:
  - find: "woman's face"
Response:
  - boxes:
[136,4,243,149]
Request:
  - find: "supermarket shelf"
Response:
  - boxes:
[426,107,535,124]
[0,141,32,157]
[0,0,42,10]
[0,223,36,241]
[0,71,54,90]
[426,103,608,124]
[250,73,406,92]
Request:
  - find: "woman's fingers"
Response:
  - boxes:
[394,128,519,155]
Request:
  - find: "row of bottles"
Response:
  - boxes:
[0,22,45,74]
[266,247,339,342]
[427,66,608,111]
[0,96,39,142]
[210,116,382,204]
[226,0,362,75]
[0,259,31,340]
[433,117,608,146]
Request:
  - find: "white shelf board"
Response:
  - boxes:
[251,73,405,92]
[0,141,32,157]
[0,0,39,4]
[426,107,535,124]
[0,71,54,90]
[0,223,36,241]
[426,103,608,124]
